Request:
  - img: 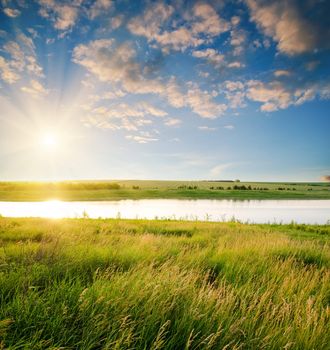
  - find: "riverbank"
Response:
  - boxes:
[0,180,329,201]
[0,217,329,349]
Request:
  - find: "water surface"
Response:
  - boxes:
[0,199,329,224]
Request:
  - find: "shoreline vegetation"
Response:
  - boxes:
[0,217,329,349]
[0,180,329,201]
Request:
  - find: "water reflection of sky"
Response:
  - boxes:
[1,199,329,224]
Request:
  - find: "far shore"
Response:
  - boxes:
[0,180,329,201]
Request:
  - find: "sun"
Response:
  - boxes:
[40,132,59,150]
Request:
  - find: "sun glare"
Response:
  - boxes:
[40,132,59,150]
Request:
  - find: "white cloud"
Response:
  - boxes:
[221,76,330,113]
[198,71,210,78]
[3,41,25,71]
[186,85,227,119]
[127,3,174,43]
[128,2,229,52]
[246,0,328,55]
[274,70,291,77]
[88,0,112,20]
[3,8,21,17]
[137,102,168,117]
[192,49,225,67]
[163,81,228,119]
[231,16,240,26]
[246,80,291,111]
[73,39,130,82]
[230,28,246,47]
[20,79,48,98]
[88,90,126,103]
[245,80,330,112]
[221,81,246,108]
[110,15,123,29]
[224,81,245,91]
[192,49,244,69]
[103,102,166,119]
[27,28,39,39]
[0,56,20,83]
[228,61,245,68]
[38,0,80,30]
[127,3,202,52]
[0,32,44,84]
[164,78,186,108]
[294,88,316,106]
[191,3,230,37]
[72,39,226,120]
[25,55,44,77]
[73,39,165,96]
[225,90,246,108]
[165,118,182,127]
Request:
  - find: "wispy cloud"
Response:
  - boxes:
[198,126,217,131]
[87,0,112,20]
[210,163,235,179]
[224,125,234,130]
[165,118,182,127]
[274,70,291,77]
[20,79,49,98]
[126,134,158,144]
[3,8,21,18]
[82,101,167,132]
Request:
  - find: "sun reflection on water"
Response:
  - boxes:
[0,199,329,224]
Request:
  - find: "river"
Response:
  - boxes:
[0,199,329,224]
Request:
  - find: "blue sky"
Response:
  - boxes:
[0,0,329,181]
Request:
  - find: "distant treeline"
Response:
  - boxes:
[203,180,235,182]
[178,185,307,191]
[210,185,270,191]
[0,182,121,191]
[178,185,271,191]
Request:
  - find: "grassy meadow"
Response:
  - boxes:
[0,217,329,349]
[0,180,329,201]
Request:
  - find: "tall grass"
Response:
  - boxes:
[0,218,329,349]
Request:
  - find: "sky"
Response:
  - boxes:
[0,0,329,182]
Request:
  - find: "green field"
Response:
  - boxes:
[0,180,329,201]
[0,217,329,349]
